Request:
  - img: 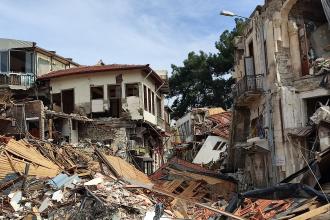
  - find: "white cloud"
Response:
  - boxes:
[0,0,263,72]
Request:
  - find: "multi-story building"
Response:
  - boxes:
[38,64,170,173]
[228,0,330,188]
[0,38,79,90]
[0,38,78,140]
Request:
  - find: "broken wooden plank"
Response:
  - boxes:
[290,203,330,220]
[94,148,120,178]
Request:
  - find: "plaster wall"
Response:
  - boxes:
[193,136,228,164]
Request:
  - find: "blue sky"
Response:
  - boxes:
[0,0,263,72]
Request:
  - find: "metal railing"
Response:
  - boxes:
[0,73,35,88]
[232,74,263,98]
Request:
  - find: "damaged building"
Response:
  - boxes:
[0,38,79,139]
[0,38,171,174]
[37,64,170,173]
[174,108,231,167]
[229,0,330,189]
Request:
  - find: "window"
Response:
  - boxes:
[212,141,226,151]
[52,93,62,107]
[72,120,77,130]
[0,51,8,73]
[108,85,121,98]
[91,86,104,99]
[9,50,33,74]
[151,92,155,115]
[144,85,148,111]
[38,57,50,76]
[148,88,152,113]
[156,97,162,117]
[125,83,139,97]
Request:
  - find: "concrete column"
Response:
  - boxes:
[288,21,302,78]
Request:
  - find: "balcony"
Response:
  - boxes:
[0,73,35,90]
[232,74,263,106]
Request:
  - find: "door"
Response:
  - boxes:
[108,85,121,118]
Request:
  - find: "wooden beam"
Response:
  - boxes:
[290,204,330,220]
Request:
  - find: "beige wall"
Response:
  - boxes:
[50,70,165,128]
[36,52,77,77]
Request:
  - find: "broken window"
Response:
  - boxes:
[290,0,330,75]
[305,96,330,119]
[144,85,148,111]
[52,93,61,111]
[90,86,104,99]
[125,83,139,97]
[9,50,33,73]
[0,51,8,73]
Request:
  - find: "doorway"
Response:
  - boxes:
[62,89,74,114]
[108,85,121,118]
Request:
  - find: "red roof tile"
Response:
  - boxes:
[38,64,164,84]
[208,112,232,139]
[208,112,232,127]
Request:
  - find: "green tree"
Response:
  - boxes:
[169,19,245,118]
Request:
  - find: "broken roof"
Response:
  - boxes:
[208,112,232,139]
[38,63,164,85]
[150,157,236,183]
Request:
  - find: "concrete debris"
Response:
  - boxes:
[0,136,242,220]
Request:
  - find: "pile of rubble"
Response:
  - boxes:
[0,136,240,220]
[0,137,157,219]
[1,133,330,219]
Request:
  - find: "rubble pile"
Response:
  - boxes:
[0,137,158,219]
[0,136,239,220]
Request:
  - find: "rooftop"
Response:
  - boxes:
[38,64,164,85]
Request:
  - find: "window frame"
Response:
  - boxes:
[125,83,139,97]
[90,85,104,100]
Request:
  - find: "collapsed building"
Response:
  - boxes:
[174,108,231,168]
[37,64,170,173]
[0,38,79,139]
[229,0,330,189]
[0,38,171,174]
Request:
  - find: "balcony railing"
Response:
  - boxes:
[0,73,35,88]
[232,74,263,98]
